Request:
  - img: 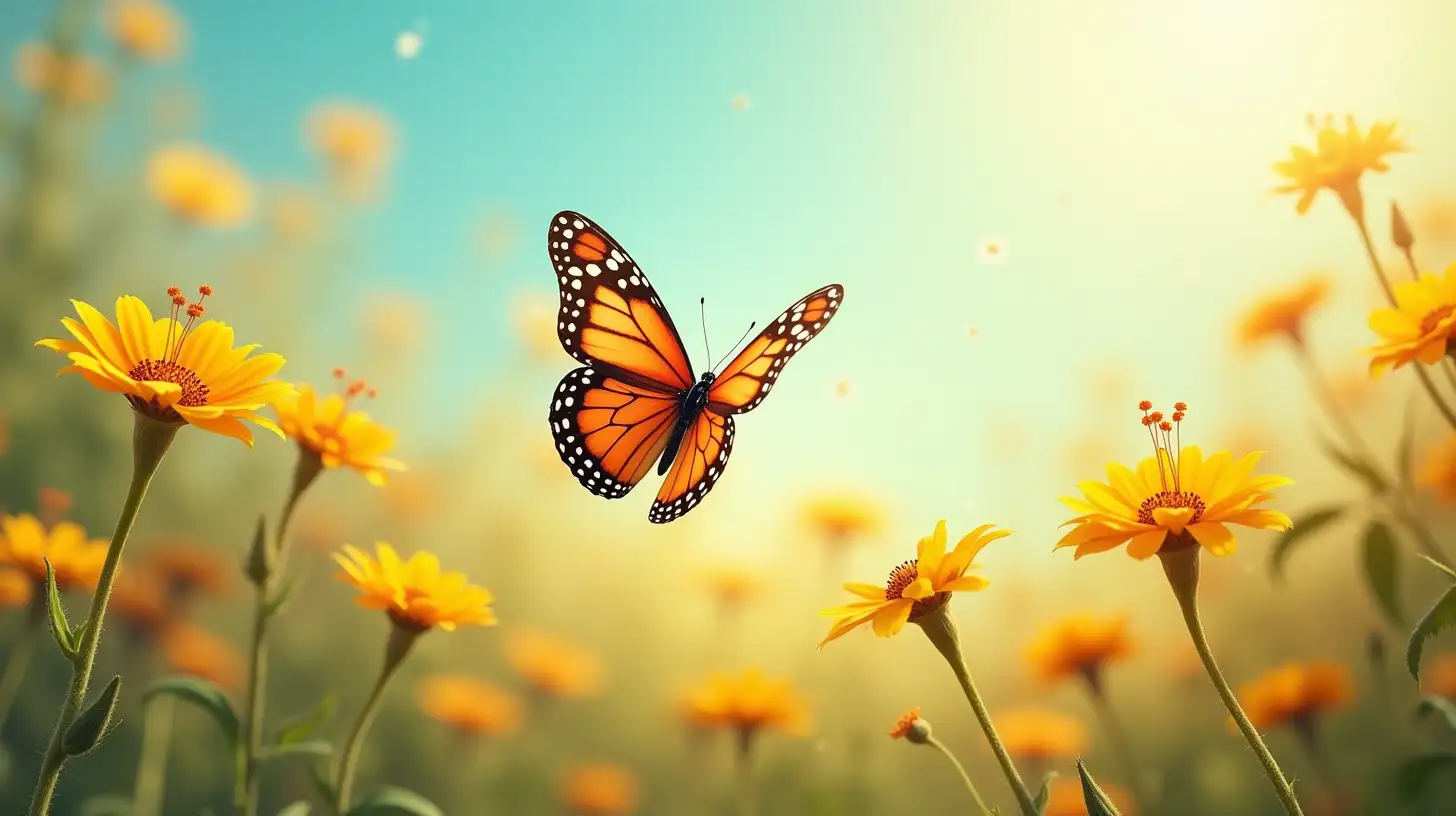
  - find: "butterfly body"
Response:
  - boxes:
[545,210,843,523]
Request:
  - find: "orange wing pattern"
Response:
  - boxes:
[547,211,695,391]
[707,284,844,414]
[649,409,735,524]
[549,366,681,499]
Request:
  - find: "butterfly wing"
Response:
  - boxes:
[707,284,845,414]
[549,366,682,498]
[547,211,696,392]
[649,408,735,524]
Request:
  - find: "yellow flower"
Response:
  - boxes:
[1055,401,1292,560]
[1417,435,1456,503]
[146,144,254,227]
[799,490,886,546]
[888,707,922,740]
[701,564,765,609]
[1421,652,1456,701]
[1025,613,1135,685]
[0,514,107,592]
[818,519,1006,646]
[504,630,603,699]
[35,287,292,445]
[1044,778,1137,816]
[682,670,811,736]
[14,42,112,105]
[416,675,523,738]
[562,764,638,815]
[332,542,496,632]
[106,0,184,62]
[160,623,243,691]
[996,708,1088,762]
[305,102,395,200]
[273,373,405,485]
[1273,116,1404,215]
[0,569,35,609]
[1237,661,1353,732]
[1365,263,1456,376]
[1235,275,1331,348]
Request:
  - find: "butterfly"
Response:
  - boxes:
[545,211,845,523]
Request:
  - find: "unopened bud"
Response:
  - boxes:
[1392,202,1414,251]
[63,676,121,756]
[244,514,272,587]
[906,718,932,745]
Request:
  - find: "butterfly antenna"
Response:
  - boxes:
[699,298,713,369]
[712,321,758,372]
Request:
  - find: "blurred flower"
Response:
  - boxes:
[1055,402,1292,560]
[305,102,395,202]
[701,564,765,610]
[1421,652,1456,700]
[273,374,405,486]
[160,623,243,690]
[37,487,72,528]
[504,630,603,699]
[799,490,885,548]
[996,708,1088,762]
[1044,778,1137,816]
[1366,263,1456,377]
[978,239,1006,264]
[109,566,170,637]
[416,675,523,738]
[562,763,638,815]
[266,185,321,243]
[333,542,496,632]
[888,707,922,740]
[13,42,112,105]
[1237,661,1353,732]
[0,514,106,592]
[146,145,254,228]
[1273,116,1404,216]
[819,520,1006,646]
[1025,613,1134,686]
[1415,435,1456,503]
[1416,197,1456,245]
[1235,275,1330,349]
[394,30,424,60]
[146,541,233,601]
[36,287,292,445]
[682,670,811,737]
[512,289,562,361]
[0,570,35,609]
[106,0,185,62]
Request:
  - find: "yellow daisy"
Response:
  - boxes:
[333,542,496,632]
[1055,402,1292,560]
[818,520,1007,646]
[1365,262,1456,376]
[681,669,811,737]
[36,287,292,445]
[0,514,108,592]
[1235,275,1330,349]
[1273,116,1404,215]
[273,370,405,485]
[146,144,254,228]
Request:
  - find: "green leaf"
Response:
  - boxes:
[1398,396,1418,493]
[1314,432,1389,495]
[344,787,445,816]
[260,739,333,763]
[1362,521,1404,624]
[77,795,134,816]
[1076,760,1122,816]
[63,676,122,756]
[142,676,240,749]
[277,804,312,816]
[42,559,75,659]
[1269,505,1346,580]
[306,761,337,808]
[1398,752,1456,802]
[1033,770,1058,813]
[1407,582,1456,679]
[1417,695,1456,733]
[272,692,339,747]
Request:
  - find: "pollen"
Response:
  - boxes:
[1137,491,1206,526]
[127,359,210,407]
[885,559,919,600]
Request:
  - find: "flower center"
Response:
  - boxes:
[884,559,919,600]
[1137,491,1206,526]
[127,359,210,406]
[1421,304,1455,336]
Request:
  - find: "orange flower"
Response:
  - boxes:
[304,102,395,201]
[1416,435,1456,503]
[106,0,185,62]
[109,566,171,636]
[416,675,522,738]
[1025,613,1135,686]
[0,569,35,609]
[35,287,291,445]
[146,145,254,228]
[1237,661,1353,732]
[1422,652,1456,701]
[1044,778,1138,816]
[146,541,233,600]
[37,487,73,528]
[273,373,405,485]
[0,514,106,592]
[682,670,811,737]
[562,763,638,815]
[996,709,1088,762]
[333,542,496,633]
[160,623,243,690]
[14,42,111,104]
[504,630,603,699]
[888,707,922,739]
[1366,263,1456,376]
[1273,116,1404,216]
[1236,275,1331,349]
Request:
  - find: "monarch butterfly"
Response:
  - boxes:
[545,211,845,523]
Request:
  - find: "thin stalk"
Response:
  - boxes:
[0,598,45,735]
[734,728,758,816]
[1292,719,1343,816]
[1083,674,1151,814]
[334,626,417,812]
[28,415,178,816]
[132,695,176,816]
[924,735,993,816]
[915,605,1038,816]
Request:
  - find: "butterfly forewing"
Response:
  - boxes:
[649,410,735,524]
[549,366,681,499]
[707,284,845,414]
[547,211,696,391]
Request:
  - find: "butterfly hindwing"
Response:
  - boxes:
[649,409,735,524]
[547,211,696,391]
[549,366,682,499]
[707,284,844,414]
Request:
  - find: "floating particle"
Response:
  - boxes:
[731,93,751,111]
[977,239,1005,264]
[833,380,852,397]
[966,326,980,339]
[395,30,423,59]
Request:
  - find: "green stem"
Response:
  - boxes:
[924,735,993,816]
[1292,719,1343,816]
[0,599,45,735]
[1082,674,1151,815]
[915,604,1038,816]
[335,625,418,812]
[1159,545,1305,816]
[28,414,178,816]
[734,728,758,816]
[132,694,176,816]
